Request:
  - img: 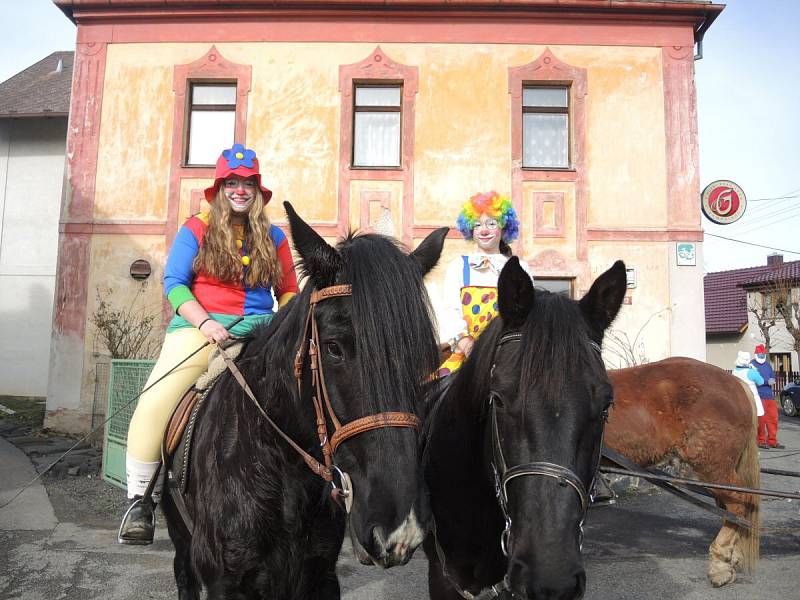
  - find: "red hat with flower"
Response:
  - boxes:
[204,144,273,203]
[754,344,767,354]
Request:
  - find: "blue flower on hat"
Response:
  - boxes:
[222,144,256,169]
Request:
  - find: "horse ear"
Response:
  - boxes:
[579,260,627,335]
[411,227,448,275]
[284,201,341,287]
[498,257,534,328]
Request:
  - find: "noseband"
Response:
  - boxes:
[222,284,420,513]
[488,331,606,557]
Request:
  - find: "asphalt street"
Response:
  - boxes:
[1,417,799,599]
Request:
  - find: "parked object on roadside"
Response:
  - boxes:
[780,381,800,417]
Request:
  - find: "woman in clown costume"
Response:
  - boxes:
[437,191,533,377]
[118,144,298,545]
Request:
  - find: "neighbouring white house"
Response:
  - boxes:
[705,253,799,374]
[0,52,73,398]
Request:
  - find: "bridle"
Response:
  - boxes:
[220,283,420,513]
[488,331,607,558]
[433,329,608,600]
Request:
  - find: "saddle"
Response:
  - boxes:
[159,341,244,533]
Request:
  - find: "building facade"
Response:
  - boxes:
[706,254,800,373]
[0,52,72,398]
[49,0,721,432]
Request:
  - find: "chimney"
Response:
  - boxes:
[767,253,783,267]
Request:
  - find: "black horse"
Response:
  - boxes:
[423,257,627,600]
[162,203,447,599]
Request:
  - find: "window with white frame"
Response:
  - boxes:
[352,84,402,168]
[185,82,237,166]
[522,85,570,169]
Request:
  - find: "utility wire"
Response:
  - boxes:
[704,232,800,255]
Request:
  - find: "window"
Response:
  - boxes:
[522,86,569,169]
[762,291,789,319]
[185,82,236,166]
[535,278,573,298]
[352,84,401,168]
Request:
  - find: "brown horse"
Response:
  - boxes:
[606,356,761,588]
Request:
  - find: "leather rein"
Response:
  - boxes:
[219,283,420,512]
[434,330,608,599]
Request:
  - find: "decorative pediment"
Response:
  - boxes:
[531,249,568,273]
[172,45,251,96]
[339,46,418,97]
[509,48,587,99]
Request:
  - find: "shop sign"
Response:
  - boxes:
[701,180,746,224]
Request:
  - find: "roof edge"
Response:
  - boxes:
[53,0,725,28]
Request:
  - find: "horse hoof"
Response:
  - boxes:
[708,563,736,587]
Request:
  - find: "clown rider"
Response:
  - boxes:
[437,191,533,377]
[118,144,298,545]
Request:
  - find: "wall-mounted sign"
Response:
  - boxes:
[701,180,746,225]
[625,267,636,289]
[676,242,696,266]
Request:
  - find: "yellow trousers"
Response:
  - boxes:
[126,327,213,463]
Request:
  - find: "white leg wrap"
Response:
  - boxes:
[126,456,163,501]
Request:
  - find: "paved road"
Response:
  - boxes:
[1,418,799,599]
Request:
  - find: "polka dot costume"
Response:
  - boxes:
[436,284,498,377]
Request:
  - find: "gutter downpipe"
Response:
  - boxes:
[694,14,711,61]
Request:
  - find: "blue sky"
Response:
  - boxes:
[2,0,797,274]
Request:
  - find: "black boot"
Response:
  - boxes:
[118,495,156,545]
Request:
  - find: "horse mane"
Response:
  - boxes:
[335,232,440,413]
[518,290,595,404]
[461,289,595,409]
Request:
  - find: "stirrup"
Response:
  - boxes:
[117,497,156,545]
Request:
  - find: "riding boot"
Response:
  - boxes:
[118,495,156,545]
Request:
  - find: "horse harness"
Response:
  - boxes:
[434,330,609,600]
[220,283,421,513]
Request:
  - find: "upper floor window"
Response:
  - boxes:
[352,84,401,168]
[522,85,569,169]
[185,82,236,166]
[535,278,573,298]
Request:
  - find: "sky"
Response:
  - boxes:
[1,0,798,275]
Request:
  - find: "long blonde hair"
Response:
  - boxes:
[193,188,282,288]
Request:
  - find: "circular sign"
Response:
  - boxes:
[701,180,747,225]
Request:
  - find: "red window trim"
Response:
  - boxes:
[339,47,418,244]
[509,48,588,260]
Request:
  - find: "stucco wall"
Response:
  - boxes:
[49,36,706,432]
[706,333,745,371]
[0,118,66,397]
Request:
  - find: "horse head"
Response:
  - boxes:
[486,257,626,599]
[285,202,447,568]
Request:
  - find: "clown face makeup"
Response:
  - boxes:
[755,354,767,364]
[473,213,502,254]
[224,175,257,218]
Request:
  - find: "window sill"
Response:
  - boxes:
[350,165,403,171]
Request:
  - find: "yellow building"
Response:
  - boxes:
[49,0,722,432]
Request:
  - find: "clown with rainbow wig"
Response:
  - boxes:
[438,191,533,376]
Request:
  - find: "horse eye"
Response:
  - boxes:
[326,342,344,360]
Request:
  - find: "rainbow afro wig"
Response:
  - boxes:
[455,191,520,243]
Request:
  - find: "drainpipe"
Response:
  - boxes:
[694,15,710,61]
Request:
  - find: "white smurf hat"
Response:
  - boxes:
[735,351,751,367]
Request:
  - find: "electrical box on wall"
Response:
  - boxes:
[625,268,636,289]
